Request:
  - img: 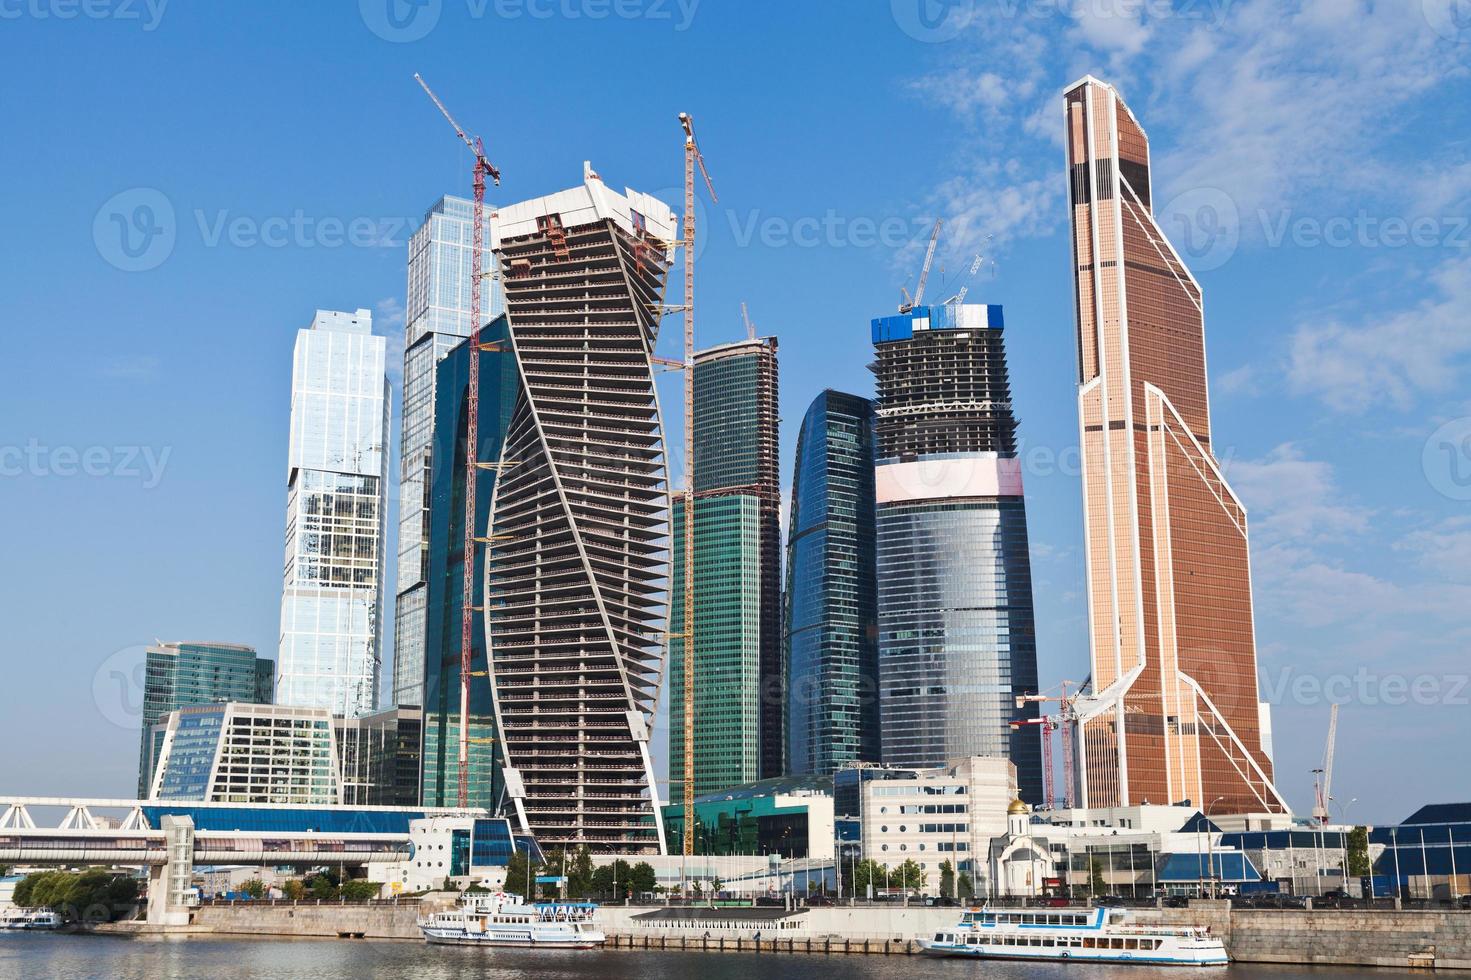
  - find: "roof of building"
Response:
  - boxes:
[1008,799,1029,815]
[1177,812,1224,834]
[1156,852,1261,883]
[688,775,833,806]
[1401,803,1471,825]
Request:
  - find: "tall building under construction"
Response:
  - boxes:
[1064,76,1283,814]
[463,164,678,853]
[668,336,782,804]
[870,302,1044,804]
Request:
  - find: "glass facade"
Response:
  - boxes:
[875,498,1042,801]
[669,494,763,802]
[136,641,273,797]
[420,317,516,811]
[1065,77,1278,813]
[784,390,880,777]
[336,706,423,806]
[660,776,830,857]
[669,337,782,798]
[871,305,1044,803]
[153,703,341,805]
[278,308,389,719]
[394,196,505,709]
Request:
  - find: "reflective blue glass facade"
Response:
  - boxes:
[155,707,225,801]
[875,499,1042,799]
[871,305,1043,803]
[784,391,880,777]
[421,316,518,810]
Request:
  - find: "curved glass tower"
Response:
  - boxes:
[871,303,1044,803]
[784,390,879,777]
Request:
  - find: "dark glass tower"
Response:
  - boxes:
[784,390,880,777]
[420,316,517,812]
[669,336,782,803]
[870,303,1044,803]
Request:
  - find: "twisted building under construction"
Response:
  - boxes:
[422,164,678,854]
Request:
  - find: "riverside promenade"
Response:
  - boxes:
[93,898,1471,970]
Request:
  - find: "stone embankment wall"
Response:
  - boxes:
[97,899,1471,969]
[1135,906,1471,971]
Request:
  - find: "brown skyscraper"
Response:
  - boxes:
[1063,77,1285,815]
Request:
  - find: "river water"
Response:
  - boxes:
[0,934,1425,979]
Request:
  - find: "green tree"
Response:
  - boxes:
[505,847,541,898]
[938,860,956,900]
[1089,857,1106,896]
[340,880,380,902]
[893,860,925,892]
[957,871,974,900]
[591,859,632,899]
[307,874,338,901]
[282,879,306,901]
[568,846,595,899]
[628,862,657,896]
[1347,826,1371,877]
[240,879,266,900]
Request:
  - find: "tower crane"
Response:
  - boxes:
[678,111,717,858]
[1014,681,1082,809]
[741,301,755,341]
[1312,703,1340,826]
[415,73,502,810]
[899,218,942,313]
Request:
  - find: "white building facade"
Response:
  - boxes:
[277,308,390,718]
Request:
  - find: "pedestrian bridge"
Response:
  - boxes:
[0,796,472,868]
[0,796,488,924]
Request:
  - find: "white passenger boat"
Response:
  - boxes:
[419,891,605,948]
[919,905,1228,966]
[2,909,63,931]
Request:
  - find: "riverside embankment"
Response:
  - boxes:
[94,900,1471,969]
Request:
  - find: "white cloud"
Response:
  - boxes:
[1231,443,1372,542]
[1287,254,1471,412]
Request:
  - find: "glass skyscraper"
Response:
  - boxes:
[784,389,880,777]
[669,337,782,804]
[421,317,516,812]
[394,196,504,710]
[871,303,1044,803]
[136,641,274,797]
[1064,76,1282,814]
[276,308,390,720]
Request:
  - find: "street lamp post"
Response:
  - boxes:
[1206,796,1226,900]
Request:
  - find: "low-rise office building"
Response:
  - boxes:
[661,775,834,860]
[148,702,342,805]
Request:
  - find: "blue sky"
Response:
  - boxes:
[1,0,1468,824]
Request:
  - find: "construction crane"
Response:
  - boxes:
[899,218,942,313]
[741,301,755,341]
[1014,681,1081,809]
[1312,703,1340,826]
[415,72,501,810]
[676,112,717,859]
[942,235,995,305]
